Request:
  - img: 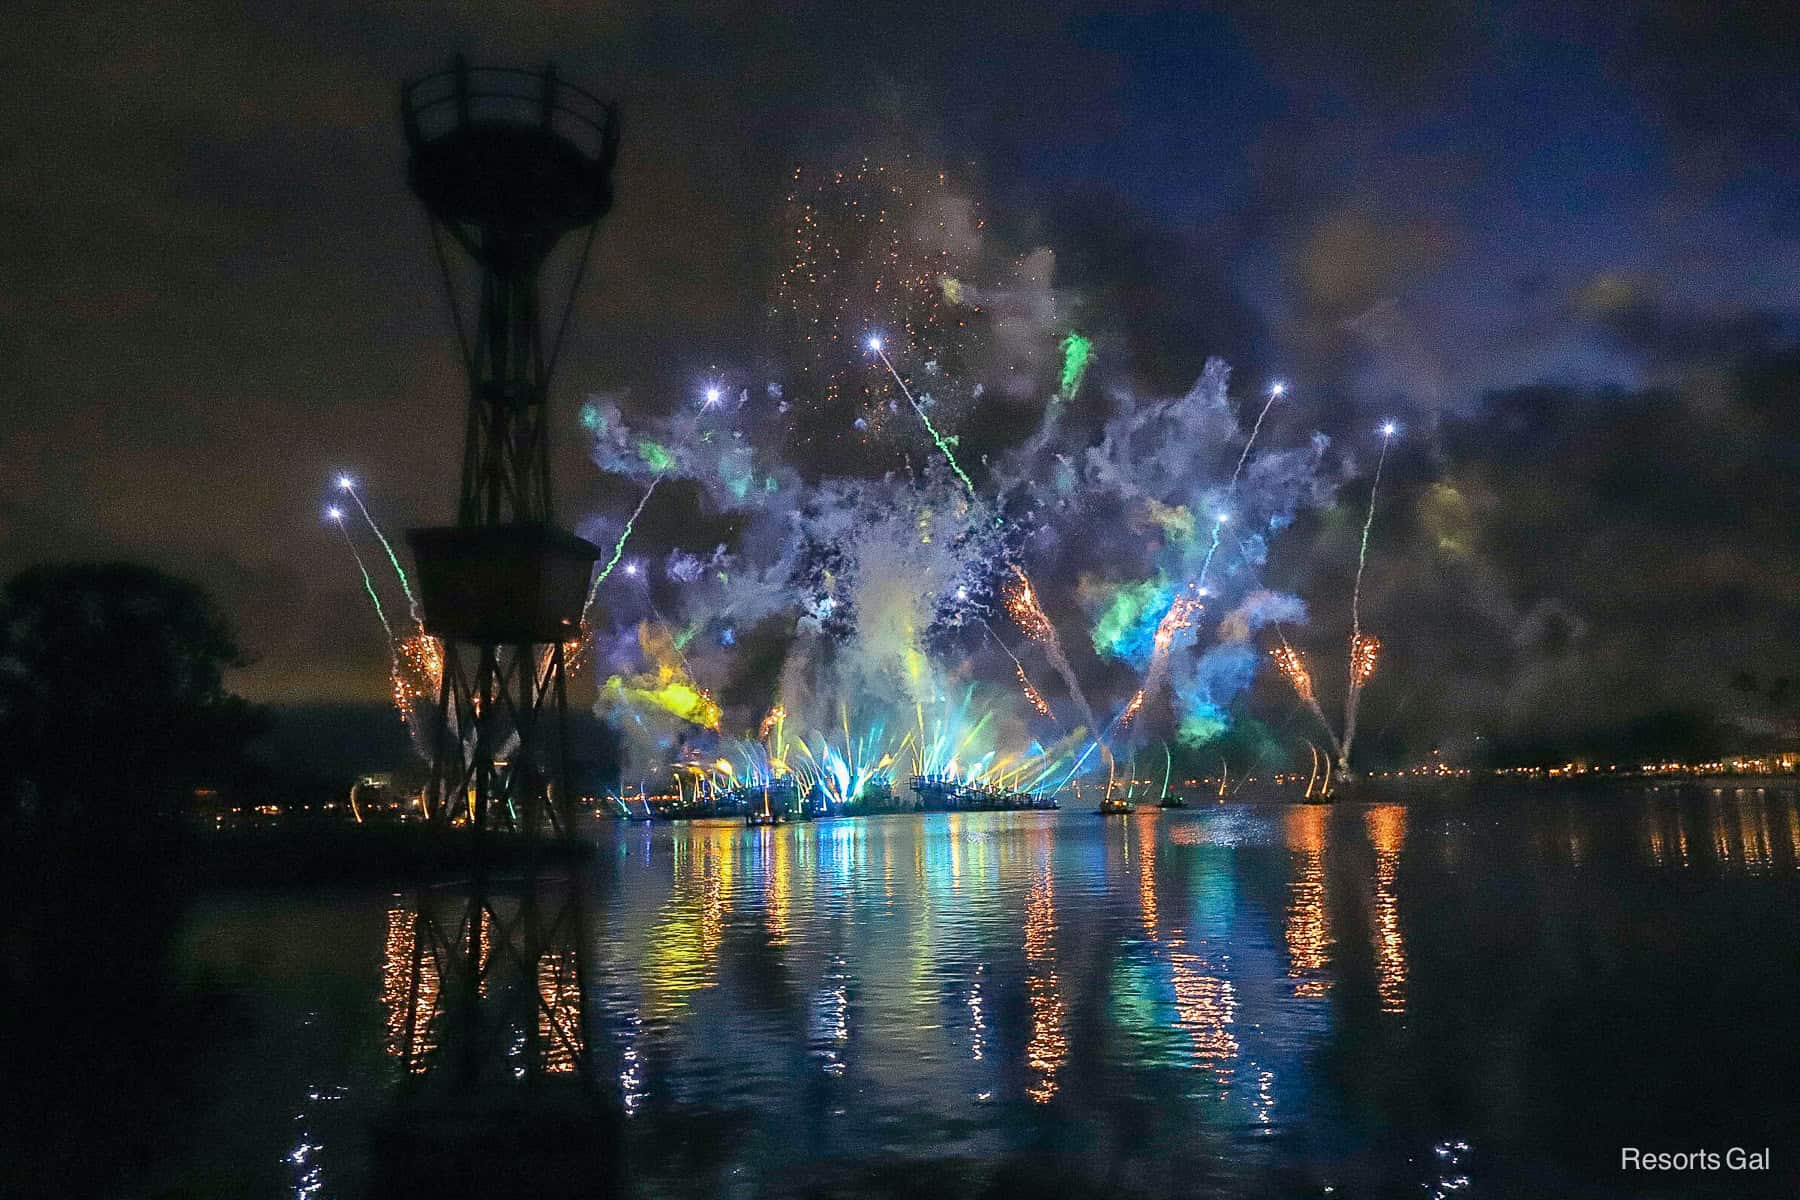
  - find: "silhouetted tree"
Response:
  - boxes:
[0,565,260,1195]
[0,562,260,825]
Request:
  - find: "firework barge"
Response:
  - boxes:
[909,775,1060,813]
[613,775,1058,823]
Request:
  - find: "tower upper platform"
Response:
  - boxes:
[402,58,619,250]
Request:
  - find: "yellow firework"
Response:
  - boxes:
[1016,663,1053,718]
[1152,592,1203,652]
[1270,645,1316,704]
[1004,567,1054,643]
[392,633,443,727]
[1351,634,1381,688]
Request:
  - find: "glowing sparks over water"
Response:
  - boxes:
[1004,564,1104,758]
[392,632,444,733]
[1350,633,1381,687]
[1119,688,1145,729]
[1154,591,1202,652]
[324,478,445,749]
[1193,380,1283,591]
[1136,588,1205,717]
[1351,422,1395,648]
[1272,633,1342,762]
[875,336,1108,764]
[531,251,1340,794]
[1270,644,1315,704]
[773,160,980,448]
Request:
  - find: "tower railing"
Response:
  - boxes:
[403,60,616,162]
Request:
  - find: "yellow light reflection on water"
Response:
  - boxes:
[1643,789,1800,872]
[1167,948,1238,1077]
[1710,792,1732,864]
[1736,791,1772,873]
[1283,806,1331,998]
[381,902,436,1072]
[641,825,735,1021]
[1645,802,1670,867]
[535,946,581,1074]
[1136,815,1159,939]
[764,826,791,947]
[1023,860,1066,1102]
[1787,792,1800,865]
[1135,815,1238,1078]
[1364,805,1408,1015]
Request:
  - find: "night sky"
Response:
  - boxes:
[5,2,1798,763]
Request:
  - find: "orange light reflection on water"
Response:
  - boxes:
[1283,806,1331,998]
[381,903,436,1072]
[1023,860,1066,1103]
[1137,815,1238,1079]
[1364,805,1408,1015]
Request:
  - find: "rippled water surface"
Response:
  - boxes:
[169,785,1800,1197]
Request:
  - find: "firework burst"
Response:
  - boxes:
[1350,633,1381,688]
[1128,379,1285,733]
[1004,567,1054,642]
[772,159,981,449]
[1270,632,1342,765]
[392,632,444,735]
[1137,587,1205,715]
[1004,563,1105,762]
[1017,663,1053,718]
[1269,643,1315,705]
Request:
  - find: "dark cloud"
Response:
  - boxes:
[1277,350,1800,759]
[1027,191,1264,394]
[1230,0,1490,112]
[1573,274,1790,370]
[1617,2,1800,174]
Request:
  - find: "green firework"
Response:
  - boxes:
[584,475,663,618]
[1059,332,1093,401]
[346,486,419,621]
[876,350,979,500]
[336,521,393,642]
[636,440,677,474]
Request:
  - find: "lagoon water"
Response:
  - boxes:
[164,785,1800,1197]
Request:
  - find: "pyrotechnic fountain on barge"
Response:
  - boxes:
[910,775,1059,812]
